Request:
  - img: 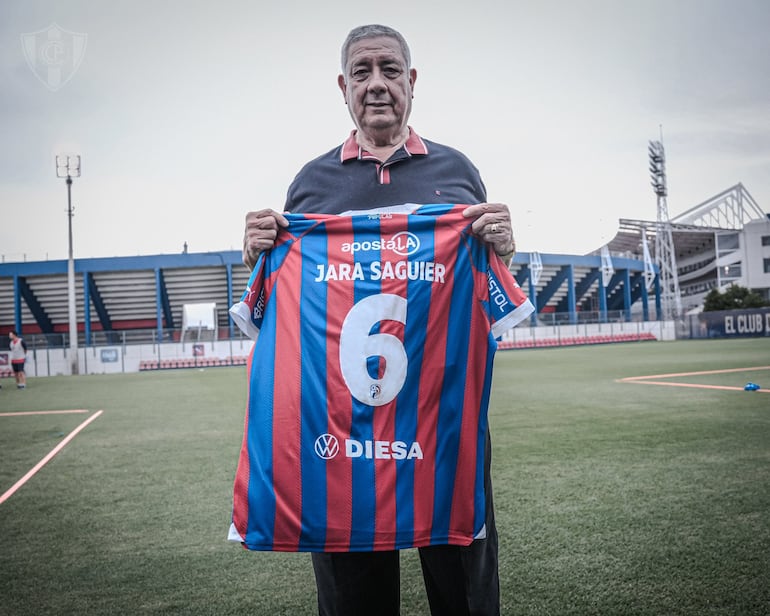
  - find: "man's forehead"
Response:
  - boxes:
[346,36,406,65]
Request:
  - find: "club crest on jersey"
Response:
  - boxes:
[369,384,381,399]
[340,231,420,256]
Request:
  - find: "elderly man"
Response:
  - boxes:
[240,24,517,616]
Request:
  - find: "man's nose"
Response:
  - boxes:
[366,69,387,92]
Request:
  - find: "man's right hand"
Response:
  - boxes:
[242,209,290,270]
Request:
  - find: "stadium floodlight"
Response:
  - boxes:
[648,140,667,197]
[56,154,81,375]
[646,135,681,320]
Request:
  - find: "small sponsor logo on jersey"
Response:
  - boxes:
[487,271,510,311]
[314,434,340,459]
[340,231,420,256]
[314,434,423,460]
[251,288,265,321]
[389,232,420,256]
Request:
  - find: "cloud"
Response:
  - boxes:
[1,0,768,262]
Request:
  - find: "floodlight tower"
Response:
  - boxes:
[648,138,682,320]
[56,154,81,375]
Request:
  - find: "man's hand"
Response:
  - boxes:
[462,203,516,264]
[242,209,289,270]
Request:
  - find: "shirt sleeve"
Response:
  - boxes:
[484,252,535,338]
[228,255,267,341]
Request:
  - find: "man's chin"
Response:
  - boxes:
[361,115,400,131]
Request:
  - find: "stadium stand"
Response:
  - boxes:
[0,249,657,341]
[0,183,766,376]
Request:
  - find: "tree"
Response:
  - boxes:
[703,284,769,312]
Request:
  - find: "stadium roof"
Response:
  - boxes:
[602,219,719,260]
[594,183,765,260]
[672,182,764,227]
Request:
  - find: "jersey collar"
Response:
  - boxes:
[340,127,429,163]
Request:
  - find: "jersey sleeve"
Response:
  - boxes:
[228,254,267,341]
[485,252,535,338]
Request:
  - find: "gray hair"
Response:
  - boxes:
[340,24,411,75]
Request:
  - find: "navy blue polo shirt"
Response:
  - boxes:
[285,128,487,214]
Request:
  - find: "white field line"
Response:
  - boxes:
[0,409,89,417]
[619,365,770,382]
[616,366,770,392]
[618,380,770,392]
[0,410,104,505]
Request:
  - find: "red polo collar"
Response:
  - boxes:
[340,127,429,162]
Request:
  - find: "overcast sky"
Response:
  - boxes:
[1,0,768,263]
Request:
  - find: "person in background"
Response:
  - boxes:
[9,330,28,389]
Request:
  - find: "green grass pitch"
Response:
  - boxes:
[0,338,768,615]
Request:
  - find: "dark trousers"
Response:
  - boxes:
[312,433,500,616]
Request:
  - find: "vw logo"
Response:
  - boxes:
[314,433,340,459]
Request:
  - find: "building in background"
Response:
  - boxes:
[596,183,770,314]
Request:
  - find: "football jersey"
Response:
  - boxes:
[228,203,534,552]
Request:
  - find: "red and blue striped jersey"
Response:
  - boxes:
[228,204,534,552]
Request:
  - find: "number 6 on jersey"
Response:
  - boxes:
[339,293,408,406]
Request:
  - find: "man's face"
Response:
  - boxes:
[338,36,416,139]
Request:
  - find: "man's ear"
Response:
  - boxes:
[337,74,347,102]
[409,68,417,95]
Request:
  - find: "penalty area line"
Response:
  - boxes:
[0,410,104,506]
[616,365,770,393]
[617,380,769,392]
[619,365,770,382]
[0,409,90,417]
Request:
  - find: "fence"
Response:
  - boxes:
[0,316,677,378]
[5,310,767,378]
[0,330,254,378]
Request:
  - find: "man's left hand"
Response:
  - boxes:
[463,203,516,263]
